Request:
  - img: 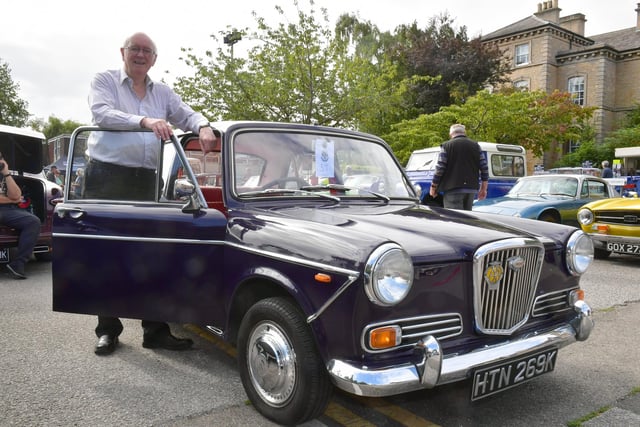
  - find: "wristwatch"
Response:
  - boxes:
[199,123,210,131]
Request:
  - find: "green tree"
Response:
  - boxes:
[31,116,85,140]
[385,89,596,165]
[388,14,510,115]
[173,0,397,130]
[0,59,30,127]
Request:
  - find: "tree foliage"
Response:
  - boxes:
[173,0,396,130]
[385,89,596,165]
[0,59,30,127]
[30,116,84,140]
[388,15,510,115]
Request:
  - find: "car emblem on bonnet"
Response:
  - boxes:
[484,262,504,290]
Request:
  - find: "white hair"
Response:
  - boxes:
[449,124,466,136]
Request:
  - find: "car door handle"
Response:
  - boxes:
[56,207,86,219]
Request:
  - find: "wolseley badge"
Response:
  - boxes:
[484,261,504,290]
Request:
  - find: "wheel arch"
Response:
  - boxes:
[537,208,561,223]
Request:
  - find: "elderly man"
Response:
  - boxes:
[86,31,216,355]
[429,124,489,210]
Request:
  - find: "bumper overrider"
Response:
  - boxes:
[328,300,593,397]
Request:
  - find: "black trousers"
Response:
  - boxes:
[85,159,170,339]
[95,317,169,339]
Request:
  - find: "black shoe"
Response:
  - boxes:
[142,333,193,350]
[6,264,26,280]
[95,335,118,355]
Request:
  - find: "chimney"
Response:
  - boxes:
[535,0,561,24]
[636,3,640,31]
[560,13,586,36]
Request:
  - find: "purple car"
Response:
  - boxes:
[52,123,595,425]
[1,124,62,265]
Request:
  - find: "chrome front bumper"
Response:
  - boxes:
[328,300,593,397]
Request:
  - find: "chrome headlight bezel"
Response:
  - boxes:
[364,243,413,306]
[566,230,594,276]
[577,208,594,226]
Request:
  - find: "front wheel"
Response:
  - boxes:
[237,297,332,426]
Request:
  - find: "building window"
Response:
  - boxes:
[568,76,585,105]
[569,140,580,153]
[515,43,529,66]
[513,79,530,91]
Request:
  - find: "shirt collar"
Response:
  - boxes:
[119,68,154,89]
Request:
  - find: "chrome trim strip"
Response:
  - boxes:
[54,232,361,322]
[307,275,358,323]
[587,233,640,245]
[52,233,359,276]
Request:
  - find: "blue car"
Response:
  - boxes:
[473,174,618,226]
[53,124,595,425]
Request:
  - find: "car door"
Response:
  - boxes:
[52,128,228,326]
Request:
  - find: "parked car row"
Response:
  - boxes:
[471,172,640,260]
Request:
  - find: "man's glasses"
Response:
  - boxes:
[125,46,155,56]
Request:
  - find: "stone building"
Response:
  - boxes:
[481,0,640,168]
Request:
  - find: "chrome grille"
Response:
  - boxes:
[474,238,544,335]
[594,210,640,226]
[532,288,574,317]
[362,313,462,353]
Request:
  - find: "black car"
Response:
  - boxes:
[52,123,595,425]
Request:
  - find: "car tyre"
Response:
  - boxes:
[35,252,52,262]
[237,297,332,425]
[538,211,560,223]
[593,248,611,259]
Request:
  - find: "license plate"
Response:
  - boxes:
[471,348,557,401]
[0,247,9,264]
[606,242,640,255]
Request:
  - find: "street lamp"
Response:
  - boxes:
[223,31,242,57]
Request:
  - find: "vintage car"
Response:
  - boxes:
[52,123,594,425]
[0,124,62,266]
[578,197,640,259]
[473,174,618,226]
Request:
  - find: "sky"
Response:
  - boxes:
[2,0,638,125]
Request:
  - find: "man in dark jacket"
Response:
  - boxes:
[429,124,489,210]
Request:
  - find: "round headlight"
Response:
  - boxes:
[566,230,593,276]
[364,244,413,306]
[577,208,594,226]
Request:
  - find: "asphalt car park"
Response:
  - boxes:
[1,254,638,426]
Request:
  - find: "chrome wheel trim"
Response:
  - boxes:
[246,321,297,407]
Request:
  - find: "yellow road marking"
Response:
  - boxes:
[352,396,440,427]
[324,401,377,427]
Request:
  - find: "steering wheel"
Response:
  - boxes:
[260,177,308,190]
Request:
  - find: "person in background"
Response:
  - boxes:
[86,31,216,356]
[70,168,84,197]
[0,156,40,280]
[429,123,488,210]
[46,166,63,186]
[601,161,613,178]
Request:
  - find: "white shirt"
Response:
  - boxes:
[87,68,208,169]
